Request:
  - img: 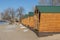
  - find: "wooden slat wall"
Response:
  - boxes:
[28,16,35,28]
[39,13,60,32]
[22,18,29,26]
[22,16,36,28]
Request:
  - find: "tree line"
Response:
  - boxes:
[1,7,24,24]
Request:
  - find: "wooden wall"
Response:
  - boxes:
[22,13,60,32]
[39,13,60,32]
[22,16,36,28]
[22,17,29,26]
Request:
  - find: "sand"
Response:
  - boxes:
[1,24,60,40]
[0,24,38,40]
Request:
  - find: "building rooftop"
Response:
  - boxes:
[36,6,60,13]
[29,12,34,16]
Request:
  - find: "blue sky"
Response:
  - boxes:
[0,0,39,14]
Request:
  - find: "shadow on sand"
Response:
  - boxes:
[29,28,60,37]
[33,30,60,37]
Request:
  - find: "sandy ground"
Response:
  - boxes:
[1,24,60,40]
[0,24,38,40]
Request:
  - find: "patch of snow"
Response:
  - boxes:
[19,24,29,32]
[19,24,26,29]
[23,29,29,32]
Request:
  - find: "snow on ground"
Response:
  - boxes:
[19,24,29,32]
[19,24,27,29]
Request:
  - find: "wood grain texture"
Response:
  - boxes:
[39,13,60,32]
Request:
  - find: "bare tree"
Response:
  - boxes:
[52,0,60,6]
[2,9,10,21]
[0,12,4,20]
[16,7,24,23]
[9,8,15,22]
[2,8,15,24]
[38,0,53,6]
[1,7,24,24]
